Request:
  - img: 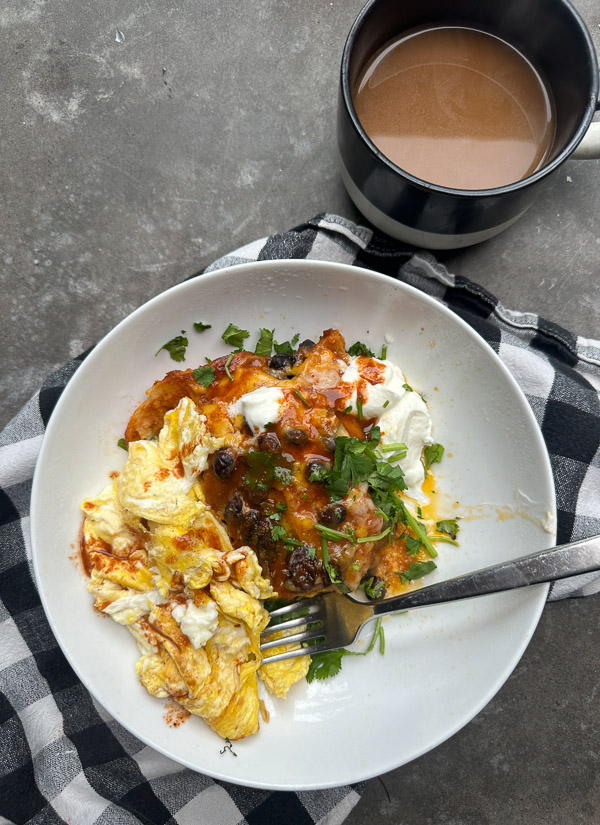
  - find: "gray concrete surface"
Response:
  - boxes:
[1,0,599,822]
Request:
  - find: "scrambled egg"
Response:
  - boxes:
[82,397,309,740]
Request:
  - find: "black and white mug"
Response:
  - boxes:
[337,0,600,249]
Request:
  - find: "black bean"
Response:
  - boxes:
[245,483,269,505]
[224,493,244,525]
[257,432,281,453]
[239,508,260,541]
[319,502,348,526]
[212,447,236,479]
[283,427,308,447]
[305,457,330,483]
[298,339,316,351]
[253,519,277,555]
[361,575,386,600]
[285,545,319,591]
[321,436,337,454]
[268,352,295,372]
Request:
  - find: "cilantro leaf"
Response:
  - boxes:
[255,328,274,356]
[117,437,128,451]
[274,333,300,353]
[359,576,385,599]
[306,649,347,682]
[405,535,422,556]
[396,560,437,583]
[347,341,375,357]
[155,334,188,362]
[270,524,288,542]
[306,616,386,683]
[192,365,216,387]
[424,442,444,468]
[222,323,250,351]
[436,519,460,540]
[193,321,211,332]
[274,341,292,354]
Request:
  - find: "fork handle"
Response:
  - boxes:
[370,534,600,616]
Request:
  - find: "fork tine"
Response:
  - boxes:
[259,625,324,651]
[260,612,320,637]
[260,639,333,664]
[265,597,321,618]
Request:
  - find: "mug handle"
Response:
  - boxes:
[571,121,600,160]
[571,93,600,160]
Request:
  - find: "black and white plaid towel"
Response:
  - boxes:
[1,213,599,825]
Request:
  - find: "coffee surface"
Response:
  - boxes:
[353,26,556,190]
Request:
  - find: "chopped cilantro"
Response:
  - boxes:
[117,437,128,451]
[356,396,363,421]
[306,616,385,683]
[273,334,299,354]
[396,560,437,583]
[424,442,444,468]
[224,352,235,381]
[222,323,249,351]
[359,576,385,599]
[219,738,238,757]
[347,341,375,357]
[343,405,353,414]
[436,518,460,541]
[405,535,422,556]
[308,464,331,484]
[244,450,293,490]
[293,389,312,408]
[390,493,438,558]
[255,328,274,356]
[315,523,357,545]
[402,383,413,392]
[155,334,188,362]
[270,524,288,542]
[320,536,347,589]
[306,648,346,682]
[192,365,216,387]
[193,321,211,332]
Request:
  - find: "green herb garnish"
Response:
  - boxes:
[436,518,460,541]
[193,321,211,332]
[155,333,188,362]
[423,442,444,468]
[306,616,385,683]
[347,341,375,358]
[117,437,128,451]
[222,323,249,351]
[255,328,274,356]
[219,738,238,757]
[224,352,235,381]
[293,389,312,408]
[192,365,216,387]
[396,560,437,583]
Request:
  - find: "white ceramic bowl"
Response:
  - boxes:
[31,260,556,789]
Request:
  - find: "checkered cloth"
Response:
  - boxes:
[1,214,599,825]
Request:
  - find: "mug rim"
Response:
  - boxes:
[340,0,600,198]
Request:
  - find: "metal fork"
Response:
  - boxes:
[260,534,600,663]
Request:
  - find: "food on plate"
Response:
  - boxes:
[80,327,456,739]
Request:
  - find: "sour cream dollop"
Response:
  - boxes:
[239,386,284,433]
[341,357,433,499]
